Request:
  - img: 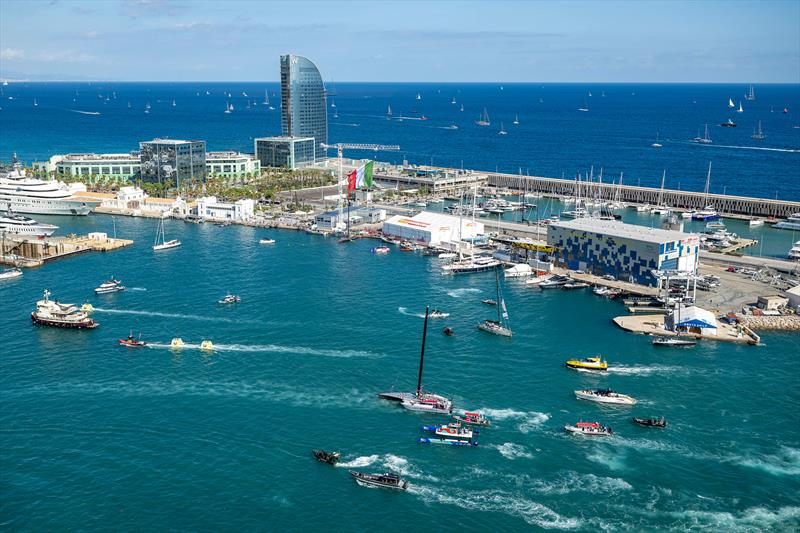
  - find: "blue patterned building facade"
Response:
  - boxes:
[547,219,699,286]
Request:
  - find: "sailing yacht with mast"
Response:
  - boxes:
[745,84,755,101]
[513,114,519,125]
[478,268,512,337]
[691,162,720,221]
[152,218,181,251]
[751,120,765,140]
[728,98,735,108]
[693,124,712,144]
[498,122,508,135]
[650,170,670,215]
[651,132,662,148]
[475,107,490,126]
[578,98,589,112]
[737,101,744,113]
[379,306,453,414]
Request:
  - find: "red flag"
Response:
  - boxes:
[347,169,357,191]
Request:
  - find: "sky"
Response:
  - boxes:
[1,0,799,83]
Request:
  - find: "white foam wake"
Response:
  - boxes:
[446,287,481,298]
[147,342,379,358]
[607,364,683,376]
[337,454,437,481]
[491,442,534,460]
[474,407,550,433]
[398,307,426,318]
[92,307,255,323]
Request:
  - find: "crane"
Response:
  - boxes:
[320,143,400,212]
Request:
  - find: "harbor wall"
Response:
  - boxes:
[486,174,800,218]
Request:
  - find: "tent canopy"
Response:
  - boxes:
[675,306,717,329]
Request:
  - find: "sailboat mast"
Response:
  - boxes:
[703,161,712,205]
[495,268,502,323]
[416,306,430,394]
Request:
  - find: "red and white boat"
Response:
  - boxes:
[453,411,491,427]
[564,421,613,436]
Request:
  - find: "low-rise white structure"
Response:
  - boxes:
[206,151,261,179]
[100,186,147,210]
[314,207,386,230]
[667,305,718,336]
[382,211,484,246]
[141,196,190,217]
[194,196,255,221]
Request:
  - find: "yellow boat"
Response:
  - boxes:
[565,356,608,371]
[170,337,185,348]
[199,340,214,351]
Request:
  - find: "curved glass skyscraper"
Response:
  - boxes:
[280,54,327,159]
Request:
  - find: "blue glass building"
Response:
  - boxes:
[280,55,327,160]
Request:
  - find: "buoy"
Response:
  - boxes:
[170,337,184,348]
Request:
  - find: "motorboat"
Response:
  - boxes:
[95,278,125,294]
[0,267,22,280]
[575,388,637,405]
[118,334,146,347]
[312,449,340,465]
[564,421,613,436]
[453,411,491,427]
[565,356,608,371]
[422,422,475,441]
[525,275,554,286]
[259,238,276,244]
[774,214,800,231]
[441,256,501,274]
[789,241,800,261]
[748,219,764,227]
[443,327,455,337]
[652,335,697,347]
[504,263,532,278]
[218,294,241,304]
[720,118,736,127]
[371,245,390,254]
[539,276,569,289]
[692,206,720,221]
[438,252,458,260]
[706,221,726,229]
[418,436,478,446]
[350,471,409,490]
[429,309,449,319]
[170,337,185,348]
[633,417,667,428]
[0,211,58,236]
[482,299,497,305]
[199,340,214,351]
[31,290,98,329]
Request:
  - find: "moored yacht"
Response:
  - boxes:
[0,211,58,236]
[774,213,800,231]
[0,157,98,215]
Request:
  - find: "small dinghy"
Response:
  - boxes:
[312,449,340,465]
[118,333,146,347]
[633,417,667,428]
[350,471,409,490]
[443,327,455,337]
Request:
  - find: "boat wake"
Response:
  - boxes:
[491,442,534,460]
[408,485,586,530]
[91,307,256,324]
[696,142,800,153]
[69,109,101,115]
[607,364,684,376]
[147,342,380,358]
[446,287,481,298]
[475,407,550,433]
[398,306,426,318]
[128,287,148,291]
[337,454,437,481]
[733,446,800,476]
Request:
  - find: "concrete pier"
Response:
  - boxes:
[1,234,133,268]
[487,173,800,218]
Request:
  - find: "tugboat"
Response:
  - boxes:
[565,356,608,371]
[350,471,409,491]
[453,411,491,427]
[218,294,241,304]
[312,449,341,465]
[429,309,450,319]
[575,388,637,405]
[564,421,614,436]
[95,278,125,294]
[633,417,667,428]
[118,333,146,347]
[31,290,98,329]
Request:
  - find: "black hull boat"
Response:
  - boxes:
[31,314,97,329]
[633,417,667,428]
[443,327,455,337]
[350,471,409,490]
[312,449,340,465]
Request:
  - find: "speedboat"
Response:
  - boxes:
[564,421,613,436]
[95,278,125,294]
[477,319,512,337]
[422,422,475,441]
[259,238,276,244]
[565,356,608,371]
[482,299,497,306]
[0,267,22,280]
[429,309,449,319]
[371,245,390,254]
[575,388,637,405]
[199,340,214,351]
[633,417,667,428]
[218,294,241,304]
[652,335,697,346]
[453,411,491,427]
[312,449,340,465]
[170,337,185,348]
[350,471,409,490]
[118,334,146,347]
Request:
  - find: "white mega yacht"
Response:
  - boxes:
[0,158,98,215]
[0,211,58,236]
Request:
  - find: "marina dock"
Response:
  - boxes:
[1,234,133,268]
[612,314,760,345]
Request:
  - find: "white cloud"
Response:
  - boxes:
[1,48,25,60]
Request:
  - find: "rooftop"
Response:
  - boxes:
[550,218,695,244]
[61,153,139,161]
[206,151,257,160]
[254,136,315,142]
[141,138,204,145]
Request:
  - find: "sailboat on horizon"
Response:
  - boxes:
[693,124,712,144]
[475,107,490,126]
[578,98,589,112]
[224,101,233,114]
[513,114,519,125]
[728,98,735,108]
[651,131,662,148]
[737,101,744,113]
[498,122,508,135]
[745,84,756,101]
[751,120,765,140]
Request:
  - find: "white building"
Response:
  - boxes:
[36,153,142,179]
[206,151,261,179]
[194,196,255,221]
[101,186,147,210]
[314,207,386,230]
[382,211,484,246]
[141,196,190,217]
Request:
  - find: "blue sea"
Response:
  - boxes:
[0,82,799,200]
[2,216,800,531]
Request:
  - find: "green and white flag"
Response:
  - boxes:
[355,161,374,188]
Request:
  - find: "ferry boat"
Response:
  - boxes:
[565,356,608,371]
[564,421,613,436]
[0,158,98,215]
[575,388,637,405]
[350,471,409,490]
[31,290,98,329]
[0,211,58,236]
[95,278,125,294]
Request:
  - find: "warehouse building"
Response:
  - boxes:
[547,218,699,286]
[382,211,484,246]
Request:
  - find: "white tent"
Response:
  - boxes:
[382,211,483,246]
[672,305,717,336]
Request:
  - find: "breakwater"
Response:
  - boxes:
[487,173,800,218]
